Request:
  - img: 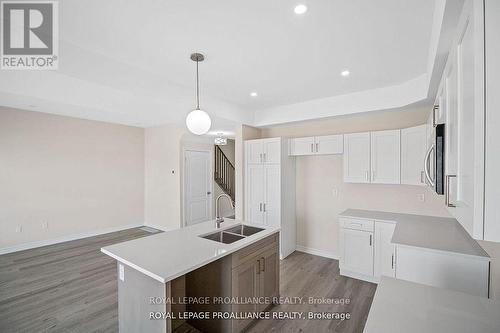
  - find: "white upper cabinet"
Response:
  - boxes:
[401,125,427,186]
[343,132,371,183]
[370,130,401,184]
[263,138,281,164]
[289,135,343,156]
[246,140,264,165]
[289,137,315,155]
[315,135,343,155]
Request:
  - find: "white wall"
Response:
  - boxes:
[144,124,184,231]
[0,107,145,249]
[260,108,450,258]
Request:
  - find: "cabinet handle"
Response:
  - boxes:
[257,259,261,274]
[259,203,262,212]
[391,254,394,269]
[372,170,375,181]
[311,143,314,153]
[424,144,435,187]
[260,257,265,272]
[263,153,266,162]
[263,203,266,212]
[445,175,457,208]
[259,153,262,163]
[315,143,319,152]
[432,105,438,127]
[365,171,369,182]
[369,234,372,246]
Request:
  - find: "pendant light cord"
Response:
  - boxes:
[196,59,200,110]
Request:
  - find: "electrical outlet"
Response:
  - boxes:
[332,188,339,197]
[418,194,425,202]
[42,221,48,229]
[119,264,125,281]
[15,225,22,233]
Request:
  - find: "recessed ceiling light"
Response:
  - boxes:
[294,4,308,15]
[250,92,258,97]
[341,70,350,77]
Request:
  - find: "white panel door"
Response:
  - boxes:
[263,138,281,164]
[246,140,264,164]
[370,130,401,184]
[184,150,212,226]
[341,229,374,276]
[374,222,396,279]
[401,125,427,186]
[289,137,315,156]
[343,132,371,183]
[315,135,343,155]
[245,164,265,224]
[263,164,280,227]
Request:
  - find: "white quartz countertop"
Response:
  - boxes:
[363,277,500,333]
[101,219,279,283]
[339,209,489,259]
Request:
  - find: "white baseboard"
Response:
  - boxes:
[295,245,339,260]
[340,268,379,284]
[142,223,173,232]
[0,223,144,255]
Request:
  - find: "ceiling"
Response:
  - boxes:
[0,0,454,131]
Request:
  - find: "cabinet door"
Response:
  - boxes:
[315,135,343,155]
[246,140,263,164]
[401,125,427,186]
[447,0,485,238]
[264,164,280,227]
[263,138,281,164]
[245,164,265,224]
[370,130,401,184]
[340,229,374,276]
[343,132,371,183]
[290,137,315,156]
[374,222,396,279]
[257,247,279,312]
[231,260,259,332]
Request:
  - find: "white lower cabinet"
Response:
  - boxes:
[340,228,374,277]
[339,217,375,281]
[374,222,396,279]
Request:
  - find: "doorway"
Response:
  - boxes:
[184,150,212,226]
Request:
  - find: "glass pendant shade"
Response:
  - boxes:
[186,109,211,135]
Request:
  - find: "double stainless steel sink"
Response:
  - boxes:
[200,224,265,244]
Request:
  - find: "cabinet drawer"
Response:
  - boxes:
[339,217,374,232]
[232,233,278,269]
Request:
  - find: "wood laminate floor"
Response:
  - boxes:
[0,227,158,333]
[0,230,376,333]
[247,252,377,333]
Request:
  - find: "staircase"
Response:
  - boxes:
[214,145,235,201]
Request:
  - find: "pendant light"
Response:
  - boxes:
[186,53,211,135]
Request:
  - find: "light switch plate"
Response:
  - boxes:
[119,264,125,281]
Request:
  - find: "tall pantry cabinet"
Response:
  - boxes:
[437,0,500,242]
[244,138,296,259]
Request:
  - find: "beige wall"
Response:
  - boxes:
[261,108,450,257]
[144,124,184,231]
[0,107,145,248]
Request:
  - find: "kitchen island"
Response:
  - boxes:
[101,219,280,333]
